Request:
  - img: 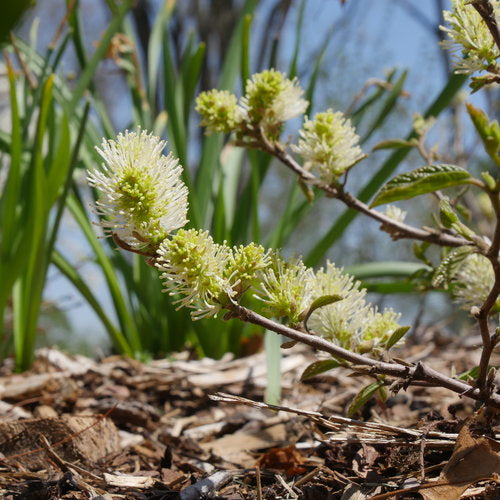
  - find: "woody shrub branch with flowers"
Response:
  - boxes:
[88,0,500,410]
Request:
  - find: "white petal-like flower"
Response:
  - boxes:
[254,254,315,323]
[383,205,407,224]
[440,0,500,74]
[307,261,370,349]
[157,229,235,319]
[87,130,188,248]
[291,109,365,184]
[360,307,402,349]
[239,69,308,137]
[452,253,494,310]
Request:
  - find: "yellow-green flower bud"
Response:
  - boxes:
[195,89,241,134]
[225,243,271,295]
[360,308,402,350]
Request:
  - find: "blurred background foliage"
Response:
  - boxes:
[0,0,498,369]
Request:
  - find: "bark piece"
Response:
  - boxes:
[0,415,120,470]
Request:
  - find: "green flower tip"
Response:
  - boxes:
[87,129,188,249]
[292,109,365,184]
[440,0,500,74]
[195,89,241,134]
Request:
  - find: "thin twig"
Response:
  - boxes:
[476,190,500,395]
[259,138,478,249]
[224,304,500,408]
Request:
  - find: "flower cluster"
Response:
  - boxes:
[452,253,494,310]
[87,130,188,249]
[440,0,500,74]
[157,229,234,319]
[196,69,308,141]
[291,109,365,184]
[240,70,308,138]
[307,262,401,352]
[157,233,271,319]
[88,130,403,353]
[256,258,403,352]
[255,255,315,324]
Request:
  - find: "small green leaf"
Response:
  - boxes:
[372,139,414,151]
[300,358,345,381]
[370,164,472,208]
[466,103,500,167]
[299,294,343,329]
[382,325,410,350]
[457,366,479,381]
[439,198,459,229]
[348,381,385,417]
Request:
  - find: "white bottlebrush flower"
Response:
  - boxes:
[383,205,407,224]
[307,261,370,350]
[157,229,234,319]
[87,130,188,248]
[239,69,308,137]
[291,109,365,184]
[452,253,494,310]
[254,253,315,323]
[440,0,500,74]
[360,307,402,349]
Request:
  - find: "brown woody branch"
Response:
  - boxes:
[259,137,474,249]
[225,303,500,409]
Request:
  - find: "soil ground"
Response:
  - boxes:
[0,330,499,499]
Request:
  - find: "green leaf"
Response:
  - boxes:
[466,103,500,167]
[265,330,282,404]
[69,0,132,111]
[383,325,410,350]
[372,138,414,151]
[371,164,472,208]
[300,358,345,381]
[361,70,408,144]
[345,261,430,280]
[348,380,385,417]
[299,294,343,329]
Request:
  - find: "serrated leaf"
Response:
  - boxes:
[300,294,343,330]
[383,325,410,350]
[348,381,385,417]
[370,164,472,208]
[372,139,414,151]
[300,358,344,381]
[432,247,474,288]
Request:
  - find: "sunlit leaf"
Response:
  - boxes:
[371,164,472,207]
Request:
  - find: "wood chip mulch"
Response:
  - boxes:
[0,331,499,499]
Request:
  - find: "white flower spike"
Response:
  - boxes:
[87,130,188,249]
